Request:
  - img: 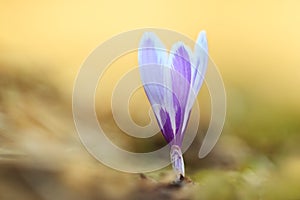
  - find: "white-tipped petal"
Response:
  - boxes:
[138,32,167,67]
[138,32,174,141]
[192,30,208,97]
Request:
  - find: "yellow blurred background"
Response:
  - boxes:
[1,0,300,107]
[1,1,300,199]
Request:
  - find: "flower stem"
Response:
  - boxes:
[170,145,185,180]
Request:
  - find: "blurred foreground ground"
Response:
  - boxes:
[1,1,300,199]
[0,63,300,199]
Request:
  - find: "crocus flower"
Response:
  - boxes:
[138,31,208,179]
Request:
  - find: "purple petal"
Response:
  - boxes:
[138,32,167,109]
[168,42,193,145]
[169,42,192,84]
[159,108,174,143]
[138,32,175,142]
[192,31,208,96]
[138,32,167,67]
[169,42,193,108]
